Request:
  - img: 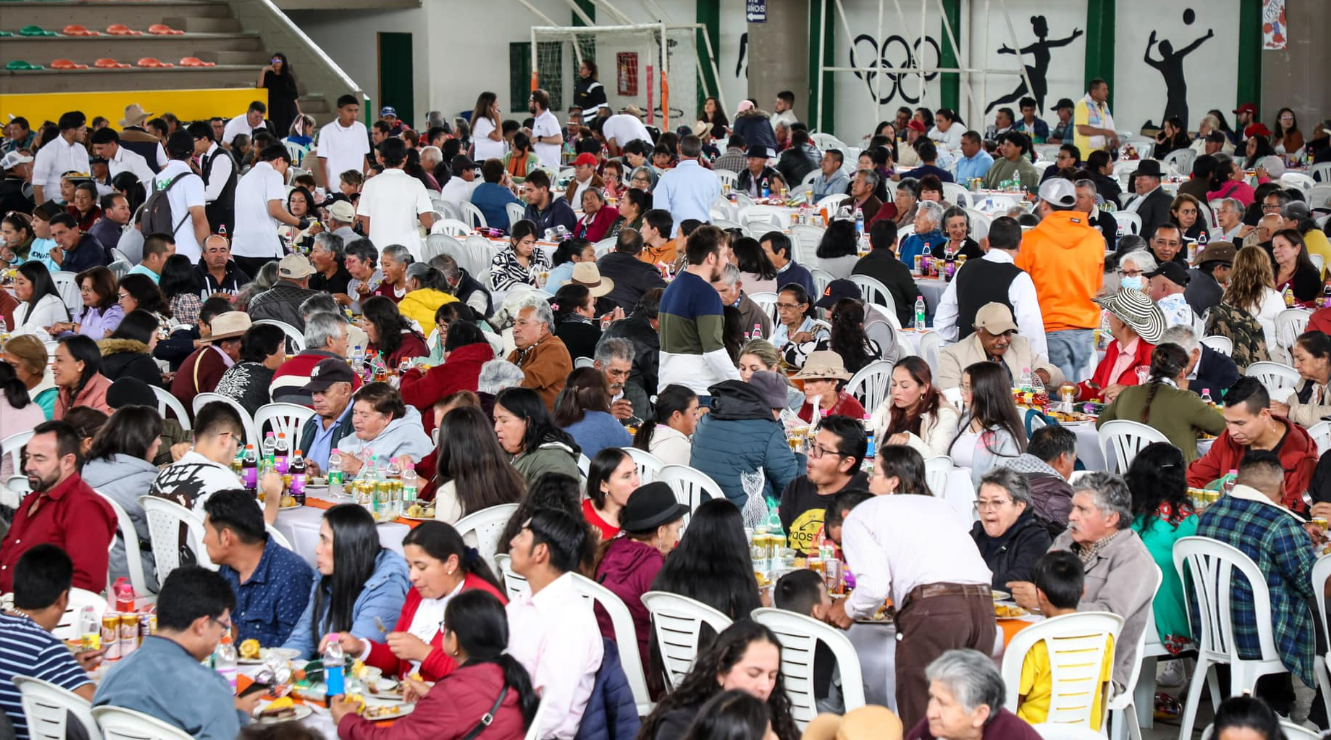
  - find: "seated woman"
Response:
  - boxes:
[372,244,413,304]
[66,181,102,232]
[792,350,866,423]
[1,335,58,418]
[609,187,650,238]
[869,357,959,458]
[47,266,121,339]
[629,165,657,192]
[426,406,525,525]
[1170,193,1210,245]
[52,334,113,419]
[1097,343,1225,462]
[917,174,952,210]
[738,338,804,414]
[814,220,860,279]
[554,367,631,459]
[335,382,435,472]
[329,590,536,738]
[970,467,1053,590]
[1078,289,1166,402]
[1154,115,1193,156]
[768,285,827,353]
[638,620,800,740]
[950,361,1027,487]
[545,238,596,291]
[326,521,506,682]
[10,262,69,337]
[574,189,620,243]
[1274,331,1331,426]
[494,386,582,484]
[1126,442,1198,658]
[400,319,495,427]
[397,263,458,332]
[582,447,641,540]
[282,504,410,658]
[1208,246,1284,366]
[489,220,551,295]
[633,384,699,467]
[551,284,603,362]
[80,404,163,591]
[215,322,285,416]
[868,444,932,495]
[361,295,430,369]
[501,131,541,184]
[732,236,778,295]
[1206,153,1255,208]
[1270,228,1320,306]
[650,499,762,625]
[99,310,165,387]
[930,206,984,260]
[784,298,880,373]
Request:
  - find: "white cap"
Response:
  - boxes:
[1037,178,1077,207]
[0,152,34,170]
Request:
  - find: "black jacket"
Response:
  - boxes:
[1133,187,1175,240]
[731,110,778,156]
[247,282,320,330]
[1093,173,1123,208]
[1192,344,1240,399]
[602,311,660,399]
[100,339,163,387]
[970,508,1053,590]
[1185,268,1224,315]
[597,250,667,312]
[851,249,922,327]
[776,146,819,186]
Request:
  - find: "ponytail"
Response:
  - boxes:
[1142,343,1190,425]
[491,653,541,729]
[635,384,698,451]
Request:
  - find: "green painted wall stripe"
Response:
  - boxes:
[808,0,834,133]
[697,0,720,117]
[1083,0,1115,109]
[939,0,961,111]
[1236,0,1261,108]
[573,0,594,26]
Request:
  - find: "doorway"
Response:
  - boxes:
[378,32,414,125]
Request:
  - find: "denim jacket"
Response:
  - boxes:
[281,549,410,658]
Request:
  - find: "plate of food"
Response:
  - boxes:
[995,603,1028,619]
[365,677,401,698]
[254,698,311,724]
[237,642,301,665]
[991,590,1010,601]
[277,495,302,510]
[401,503,435,521]
[363,702,415,720]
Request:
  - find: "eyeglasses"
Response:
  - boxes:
[1261,203,1282,211]
[807,444,847,460]
[117,293,130,301]
[973,499,1013,512]
[1120,269,1144,278]
[211,615,233,631]
[776,302,803,310]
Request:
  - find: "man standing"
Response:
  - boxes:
[655,135,720,228]
[189,122,238,237]
[249,254,321,330]
[529,88,564,170]
[761,230,817,298]
[0,421,115,593]
[154,131,210,261]
[810,150,850,200]
[1047,98,1076,144]
[31,111,89,204]
[779,416,869,555]
[196,234,251,298]
[936,303,1062,392]
[1074,79,1118,155]
[89,193,132,254]
[46,212,106,273]
[954,131,994,183]
[1014,97,1050,143]
[117,104,169,172]
[771,90,798,128]
[598,227,668,312]
[522,170,577,235]
[597,108,653,158]
[507,295,573,410]
[1146,261,1194,328]
[982,132,1039,190]
[222,101,270,147]
[357,138,435,260]
[1125,160,1173,240]
[714,263,771,339]
[91,127,154,185]
[658,226,740,398]
[316,95,371,190]
[232,144,305,276]
[1015,179,1105,380]
[934,217,1045,356]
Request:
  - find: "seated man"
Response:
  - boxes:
[470,158,523,231]
[94,567,254,740]
[1196,451,1322,706]
[1159,324,1239,402]
[271,309,363,405]
[936,302,1062,392]
[595,337,651,424]
[203,489,314,648]
[506,294,573,411]
[774,569,841,714]
[1002,425,1077,535]
[0,421,115,593]
[170,310,250,411]
[1187,377,1318,515]
[598,226,667,313]
[778,416,869,556]
[247,254,321,331]
[1146,261,1194,328]
[0,545,102,738]
[506,508,604,739]
[1007,473,1155,688]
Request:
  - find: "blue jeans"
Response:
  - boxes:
[1047,329,1094,382]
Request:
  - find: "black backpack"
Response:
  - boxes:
[142,172,190,237]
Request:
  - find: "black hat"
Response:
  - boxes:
[1054,98,1075,111]
[1145,260,1190,287]
[814,279,859,309]
[106,377,156,409]
[1131,159,1165,179]
[618,482,689,534]
[745,144,769,159]
[300,358,357,393]
[450,154,476,172]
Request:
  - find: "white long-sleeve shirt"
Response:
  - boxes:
[933,248,1047,358]
[31,136,91,194]
[199,143,235,203]
[107,145,155,186]
[928,124,964,154]
[12,294,69,336]
[505,573,603,739]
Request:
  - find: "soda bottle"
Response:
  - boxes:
[241,445,258,490]
[751,323,763,341]
[274,433,290,474]
[1031,373,1048,409]
[914,297,926,331]
[214,634,238,690]
[289,450,307,504]
[323,635,346,697]
[1200,388,1214,406]
[1222,470,1238,497]
[1018,367,1034,395]
[328,450,344,496]
[261,432,277,467]
[854,207,864,235]
[1284,288,1296,308]
[761,178,770,198]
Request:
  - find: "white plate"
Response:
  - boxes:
[255,703,312,724]
[362,702,415,720]
[400,515,434,522]
[238,647,302,665]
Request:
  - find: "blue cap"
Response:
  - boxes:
[380,106,397,118]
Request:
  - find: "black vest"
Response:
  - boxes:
[955,257,1023,341]
[201,146,238,234]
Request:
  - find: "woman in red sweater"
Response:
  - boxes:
[398,321,495,431]
[331,590,536,739]
[327,521,506,682]
[361,296,430,369]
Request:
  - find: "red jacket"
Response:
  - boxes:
[1309,308,1331,336]
[1078,339,1154,401]
[398,342,495,431]
[364,571,507,681]
[337,662,527,740]
[368,331,430,370]
[1186,416,1319,514]
[575,205,620,242]
[594,537,663,671]
[170,345,229,416]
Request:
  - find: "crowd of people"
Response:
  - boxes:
[0,75,1329,740]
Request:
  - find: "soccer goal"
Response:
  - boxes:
[531,23,718,130]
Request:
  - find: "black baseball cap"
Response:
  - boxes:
[301,358,356,392]
[815,279,859,309]
[106,377,156,409]
[618,482,689,534]
[1054,98,1075,111]
[1145,261,1190,287]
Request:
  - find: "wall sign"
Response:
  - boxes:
[1262,0,1287,49]
[746,0,766,24]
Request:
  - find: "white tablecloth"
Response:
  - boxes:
[275,491,412,569]
[915,279,947,320]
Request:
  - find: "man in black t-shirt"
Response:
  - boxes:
[779,415,869,555]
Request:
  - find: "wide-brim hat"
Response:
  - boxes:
[1131,159,1164,179]
[206,311,252,341]
[327,199,356,223]
[621,105,645,118]
[618,482,689,533]
[1192,241,1236,266]
[691,120,713,138]
[1094,288,1166,345]
[570,262,614,298]
[119,103,153,127]
[792,350,853,382]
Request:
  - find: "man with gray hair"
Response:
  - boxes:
[913,649,1042,739]
[326,200,359,244]
[1214,197,1246,241]
[431,253,492,319]
[971,466,1052,589]
[711,262,772,340]
[899,199,947,268]
[848,168,884,225]
[270,310,362,405]
[1007,472,1156,687]
[506,294,572,410]
[594,337,648,422]
[308,231,351,295]
[1159,323,1239,399]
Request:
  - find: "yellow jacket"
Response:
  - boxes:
[398,288,457,330]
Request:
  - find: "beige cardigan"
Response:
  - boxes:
[936,333,1064,392]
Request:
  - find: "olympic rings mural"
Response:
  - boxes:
[850,33,943,105]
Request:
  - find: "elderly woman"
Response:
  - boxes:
[574,188,620,243]
[628,165,657,192]
[882,176,919,229]
[1077,289,1166,403]
[335,382,434,473]
[769,285,827,353]
[932,206,983,260]
[504,293,573,411]
[1272,331,1331,426]
[373,244,413,304]
[493,386,581,483]
[1191,114,1233,155]
[969,468,1053,590]
[898,200,946,269]
[791,350,866,423]
[907,650,1043,739]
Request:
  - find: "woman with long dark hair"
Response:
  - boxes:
[429,406,525,525]
[732,237,778,294]
[814,220,860,279]
[698,96,730,140]
[1205,153,1256,207]
[1272,107,1304,154]
[496,472,591,568]
[553,366,631,459]
[867,444,931,496]
[639,620,799,740]
[470,91,505,162]
[551,283,602,361]
[494,386,582,484]
[1097,342,1224,460]
[545,238,595,292]
[257,51,299,137]
[116,272,172,318]
[283,504,410,659]
[0,211,36,267]
[582,447,640,540]
[633,384,699,466]
[47,266,121,339]
[52,334,112,419]
[326,520,506,683]
[1244,134,1275,170]
[99,309,165,387]
[82,405,165,590]
[680,690,777,740]
[819,299,880,374]
[1270,228,1320,305]
[949,362,1027,487]
[10,261,68,335]
[651,499,762,623]
[159,254,203,326]
[870,356,959,458]
[489,219,551,294]
[1210,695,1285,740]
[215,322,285,415]
[361,295,429,368]
[1125,442,1197,658]
[0,362,44,478]
[329,590,538,737]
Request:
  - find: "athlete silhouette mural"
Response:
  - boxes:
[985,15,1082,114]
[1144,13,1214,128]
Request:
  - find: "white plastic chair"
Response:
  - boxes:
[751,608,866,727]
[3,474,30,509]
[641,591,734,691]
[505,201,526,229]
[1244,361,1302,397]
[14,676,102,740]
[713,169,739,189]
[192,392,258,444]
[251,319,305,352]
[1104,565,1162,740]
[1162,148,1195,177]
[252,403,315,445]
[1199,335,1233,357]
[943,386,962,407]
[1274,308,1312,353]
[92,706,193,740]
[1031,725,1108,740]
[1312,162,1331,184]
[572,574,653,715]
[52,588,108,642]
[918,330,943,378]
[942,182,971,209]
[523,698,545,740]
[423,232,467,266]
[923,454,953,499]
[815,193,849,213]
[147,385,191,430]
[809,268,835,295]
[847,275,895,317]
[739,205,788,230]
[93,489,154,601]
[749,291,779,323]
[656,464,723,521]
[593,237,617,258]
[1282,172,1316,194]
[107,260,131,279]
[1308,421,1331,457]
[454,502,520,577]
[844,360,893,412]
[621,447,665,484]
[1000,611,1124,731]
[460,201,489,229]
[139,495,215,581]
[790,224,825,265]
[1112,211,1142,237]
[493,553,529,601]
[51,271,81,314]
[809,133,846,152]
[2,430,33,479]
[434,218,472,237]
[1096,420,1169,474]
[266,524,292,551]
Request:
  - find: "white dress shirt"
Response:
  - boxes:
[199,143,235,203]
[230,161,286,259]
[933,249,1047,358]
[531,109,563,170]
[32,136,91,193]
[601,115,652,150]
[108,145,155,185]
[655,159,721,227]
[356,168,433,260]
[152,160,207,261]
[840,495,992,619]
[439,175,480,209]
[928,124,964,153]
[506,572,604,739]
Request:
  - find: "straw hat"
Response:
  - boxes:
[801,707,903,740]
[691,120,713,138]
[792,351,852,382]
[118,103,153,127]
[206,312,252,341]
[570,262,615,298]
[1093,288,1167,345]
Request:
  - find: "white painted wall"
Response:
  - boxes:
[285,7,428,119]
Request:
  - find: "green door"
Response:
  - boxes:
[378,32,414,125]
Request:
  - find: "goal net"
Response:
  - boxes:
[531,24,702,130]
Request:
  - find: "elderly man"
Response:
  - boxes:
[910,650,1044,740]
[1187,241,1235,315]
[1246,213,1286,252]
[295,357,358,473]
[1125,160,1173,240]
[564,152,603,205]
[1072,177,1117,252]
[981,132,1038,191]
[170,311,250,409]
[308,232,351,295]
[271,311,362,405]
[810,149,850,200]
[937,303,1062,391]
[196,234,251,298]
[1214,197,1247,241]
[507,294,573,410]
[714,263,772,340]
[599,227,669,312]
[326,200,359,243]
[343,239,382,311]
[249,254,320,330]
[898,200,947,270]
[1002,425,1077,534]
[594,337,649,422]
[934,217,1046,355]
[848,169,884,223]
[433,253,492,319]
[1159,324,1239,402]
[737,144,785,197]
[1007,473,1156,688]
[601,288,662,402]
[1146,261,1193,328]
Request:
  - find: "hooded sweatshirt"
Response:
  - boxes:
[1015,210,1106,332]
[689,380,800,507]
[1002,454,1074,533]
[100,338,164,387]
[594,537,664,665]
[1186,416,1319,515]
[335,405,435,464]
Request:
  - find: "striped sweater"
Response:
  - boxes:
[657,270,740,394]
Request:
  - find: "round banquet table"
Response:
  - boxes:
[914,278,947,321]
[275,489,413,570]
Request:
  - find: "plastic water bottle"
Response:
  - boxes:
[323,635,346,697]
[854,207,864,235]
[761,178,770,198]
[401,461,418,508]
[351,345,365,371]
[328,450,344,496]
[214,634,238,690]
[1018,367,1034,394]
[751,323,763,341]
[274,433,290,474]
[261,432,277,467]
[914,297,926,331]
[1200,388,1214,406]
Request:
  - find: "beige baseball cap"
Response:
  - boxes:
[973,302,1018,334]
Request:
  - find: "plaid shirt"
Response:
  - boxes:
[1195,496,1318,685]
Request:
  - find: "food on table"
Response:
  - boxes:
[408,672,422,682]
[405,502,435,519]
[344,694,365,713]
[259,696,296,719]
[239,639,261,660]
[281,495,298,508]
[364,704,403,719]
[995,603,1028,618]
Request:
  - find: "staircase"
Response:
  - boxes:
[1,0,360,123]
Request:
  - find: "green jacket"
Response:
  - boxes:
[1131,510,1199,652]
[1097,382,1225,462]
[512,441,581,485]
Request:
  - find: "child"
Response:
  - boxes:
[1016,551,1115,729]
[338,170,364,205]
[774,569,842,714]
[822,490,874,548]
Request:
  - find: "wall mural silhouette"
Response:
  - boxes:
[1143,8,1213,126]
[985,16,1082,114]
